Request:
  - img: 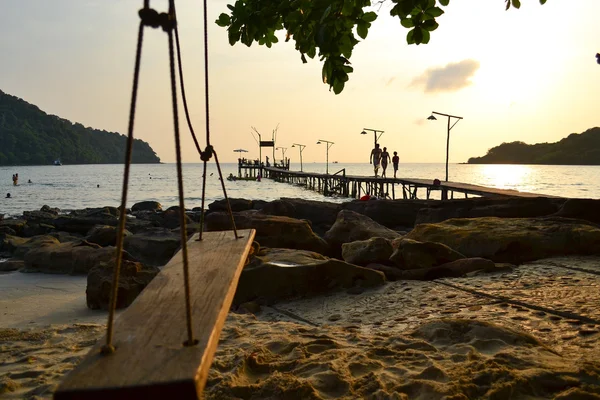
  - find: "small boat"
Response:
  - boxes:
[53,159,62,166]
[333,161,339,164]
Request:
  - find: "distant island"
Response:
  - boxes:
[0,89,160,166]
[467,127,600,165]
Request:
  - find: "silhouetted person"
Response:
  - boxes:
[370,144,382,177]
[392,151,399,178]
[6,193,11,198]
[381,147,391,178]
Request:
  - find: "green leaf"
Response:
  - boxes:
[425,7,444,17]
[406,29,415,44]
[421,29,430,44]
[321,5,332,23]
[512,0,521,8]
[362,11,377,23]
[357,21,369,39]
[216,13,231,27]
[439,0,450,6]
[301,53,307,63]
[422,19,439,31]
[400,17,415,28]
[228,29,240,45]
[412,27,423,44]
[539,0,547,3]
[333,79,345,94]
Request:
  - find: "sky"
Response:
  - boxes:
[1,0,599,164]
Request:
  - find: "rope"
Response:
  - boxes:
[102,16,146,355]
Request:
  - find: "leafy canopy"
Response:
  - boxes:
[216,0,547,94]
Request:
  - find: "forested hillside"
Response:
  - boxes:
[0,90,160,165]
[467,127,600,165]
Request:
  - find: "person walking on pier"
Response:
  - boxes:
[381,147,391,178]
[370,144,382,177]
[392,151,399,178]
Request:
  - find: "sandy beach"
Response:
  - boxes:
[3,256,600,399]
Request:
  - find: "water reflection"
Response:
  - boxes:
[479,164,532,190]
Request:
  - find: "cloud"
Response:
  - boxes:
[410,59,480,93]
[385,77,396,87]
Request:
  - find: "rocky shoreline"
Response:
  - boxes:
[2,196,600,398]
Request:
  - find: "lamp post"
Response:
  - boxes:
[427,111,463,182]
[291,143,306,171]
[316,139,334,175]
[360,128,384,148]
[276,146,287,166]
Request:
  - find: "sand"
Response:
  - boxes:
[3,257,600,399]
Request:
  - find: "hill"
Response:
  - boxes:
[0,90,160,165]
[467,127,600,165]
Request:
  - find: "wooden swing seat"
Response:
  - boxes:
[54,229,256,400]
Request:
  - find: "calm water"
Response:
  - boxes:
[1,163,598,217]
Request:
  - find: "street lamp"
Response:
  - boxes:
[291,143,306,171]
[427,111,463,182]
[316,139,334,175]
[360,128,384,147]
[275,146,287,166]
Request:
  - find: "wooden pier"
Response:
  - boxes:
[263,167,552,200]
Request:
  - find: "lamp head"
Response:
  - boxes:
[291,144,295,148]
[427,115,437,121]
[361,130,367,135]
[317,141,321,144]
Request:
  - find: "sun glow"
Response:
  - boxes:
[479,164,532,190]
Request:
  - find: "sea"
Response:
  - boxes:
[1,163,599,218]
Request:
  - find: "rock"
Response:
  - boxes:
[206,211,329,254]
[4,235,60,258]
[148,209,194,230]
[341,237,394,266]
[86,259,159,310]
[87,225,132,247]
[260,198,341,235]
[366,257,495,281]
[234,248,385,305]
[22,210,58,225]
[131,201,162,212]
[342,199,431,229]
[0,226,16,236]
[41,205,60,214]
[415,197,565,225]
[237,301,261,314]
[0,219,27,236]
[405,216,600,264]
[53,215,118,235]
[324,210,401,256]
[553,199,600,224]
[23,242,132,274]
[389,238,465,270]
[123,228,181,266]
[22,222,55,237]
[49,231,84,243]
[0,260,25,272]
[208,198,254,213]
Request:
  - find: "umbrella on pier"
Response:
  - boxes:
[233,149,248,156]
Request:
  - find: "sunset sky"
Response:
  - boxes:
[1,0,599,164]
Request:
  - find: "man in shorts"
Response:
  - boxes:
[370,144,382,177]
[392,151,399,178]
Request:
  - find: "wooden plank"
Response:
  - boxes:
[54,229,256,400]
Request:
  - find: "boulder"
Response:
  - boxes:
[22,210,58,225]
[131,201,162,212]
[86,259,159,310]
[415,197,566,225]
[341,237,394,266]
[342,199,432,229]
[3,235,60,258]
[259,198,342,235]
[49,231,85,243]
[87,225,132,247]
[53,214,118,235]
[0,260,25,272]
[406,216,600,264]
[23,242,132,274]
[141,209,194,230]
[553,199,600,224]
[389,238,465,270]
[0,226,16,236]
[324,210,401,256]
[234,248,385,305]
[123,228,181,266]
[366,257,496,281]
[0,219,27,236]
[205,211,329,254]
[40,205,60,215]
[208,198,254,213]
[22,223,55,238]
